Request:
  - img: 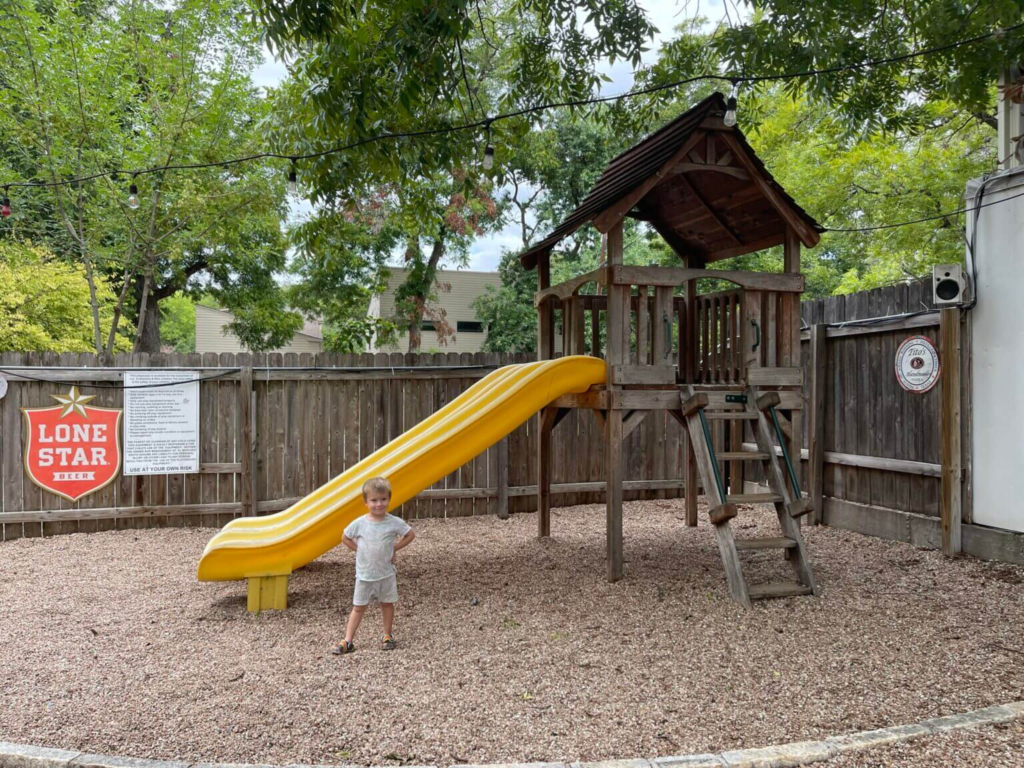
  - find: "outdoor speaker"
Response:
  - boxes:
[933,264,964,306]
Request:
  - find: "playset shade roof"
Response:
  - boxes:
[519,93,823,271]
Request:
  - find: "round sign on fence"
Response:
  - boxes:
[895,335,940,393]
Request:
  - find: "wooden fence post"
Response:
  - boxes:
[496,436,509,520]
[941,308,962,555]
[240,366,255,517]
[808,324,827,524]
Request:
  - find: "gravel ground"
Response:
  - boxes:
[1,499,1023,767]
[829,719,1024,766]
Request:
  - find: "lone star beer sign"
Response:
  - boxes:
[22,386,122,502]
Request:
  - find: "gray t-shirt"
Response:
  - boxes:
[343,513,412,582]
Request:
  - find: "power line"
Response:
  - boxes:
[1,21,1020,192]
[823,182,1024,233]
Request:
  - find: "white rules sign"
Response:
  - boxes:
[123,371,200,475]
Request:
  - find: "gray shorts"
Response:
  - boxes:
[353,575,398,606]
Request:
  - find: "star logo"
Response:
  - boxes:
[50,386,97,418]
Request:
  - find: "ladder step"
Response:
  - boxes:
[705,412,758,420]
[748,582,814,600]
[716,451,770,461]
[734,537,798,551]
[728,493,784,504]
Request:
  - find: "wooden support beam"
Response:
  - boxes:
[247,575,288,613]
[534,268,606,306]
[606,408,624,582]
[636,286,649,365]
[718,132,821,248]
[680,392,709,417]
[538,259,552,360]
[608,364,677,385]
[667,163,749,181]
[808,325,826,525]
[652,286,673,366]
[609,265,804,293]
[941,307,962,556]
[538,406,557,538]
[747,367,803,386]
[593,131,707,233]
[622,409,649,439]
[676,173,744,245]
[496,436,509,520]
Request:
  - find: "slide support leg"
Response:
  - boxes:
[247,575,289,613]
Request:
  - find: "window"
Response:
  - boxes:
[420,321,436,331]
[457,321,484,333]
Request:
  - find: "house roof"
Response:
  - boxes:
[519,92,822,270]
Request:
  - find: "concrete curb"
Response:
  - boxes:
[2,701,1022,768]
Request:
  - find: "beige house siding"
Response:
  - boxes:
[195,305,323,355]
[370,268,502,353]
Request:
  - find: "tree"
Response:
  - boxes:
[740,93,995,295]
[0,0,299,354]
[713,1,1024,132]
[254,0,658,354]
[159,293,195,353]
[0,241,132,352]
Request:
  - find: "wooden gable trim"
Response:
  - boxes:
[592,131,707,234]
[718,132,820,248]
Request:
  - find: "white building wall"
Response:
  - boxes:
[967,166,1024,533]
[195,305,323,355]
[370,268,502,354]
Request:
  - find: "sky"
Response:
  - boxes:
[251,0,728,272]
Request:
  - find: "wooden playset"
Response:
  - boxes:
[519,93,823,607]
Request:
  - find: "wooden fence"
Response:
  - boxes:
[0,351,687,540]
[788,280,948,523]
[4,280,1016,562]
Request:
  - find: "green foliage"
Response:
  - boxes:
[323,318,399,354]
[473,251,537,353]
[0,241,131,352]
[0,0,293,353]
[713,1,1024,132]
[742,93,995,295]
[159,293,196,354]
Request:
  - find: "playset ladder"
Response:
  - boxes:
[680,386,818,607]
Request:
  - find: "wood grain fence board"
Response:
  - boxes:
[445,352,464,517]
[467,352,488,517]
[183,353,204,514]
[267,353,285,510]
[3,353,26,540]
[430,353,448,518]
[216,353,236,527]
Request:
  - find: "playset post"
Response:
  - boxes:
[521,93,823,605]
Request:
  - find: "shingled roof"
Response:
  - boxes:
[519,93,822,270]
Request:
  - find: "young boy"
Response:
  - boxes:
[332,477,415,655]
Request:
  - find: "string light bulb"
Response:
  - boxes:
[724,82,738,127]
[482,122,495,170]
[287,159,298,195]
[1,187,10,218]
[128,175,140,210]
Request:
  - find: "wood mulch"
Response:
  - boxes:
[1,499,1022,766]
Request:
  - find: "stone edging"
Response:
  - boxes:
[2,702,1022,768]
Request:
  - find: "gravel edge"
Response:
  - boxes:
[2,701,1021,768]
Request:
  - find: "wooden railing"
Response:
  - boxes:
[539,266,804,386]
[694,289,743,383]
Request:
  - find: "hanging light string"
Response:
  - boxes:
[0,20,1019,194]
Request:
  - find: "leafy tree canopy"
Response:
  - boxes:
[0,0,299,354]
[713,1,1024,133]
[0,241,132,353]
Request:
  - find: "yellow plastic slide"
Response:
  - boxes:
[197,356,606,582]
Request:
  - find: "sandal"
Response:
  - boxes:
[381,635,396,651]
[331,640,355,655]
